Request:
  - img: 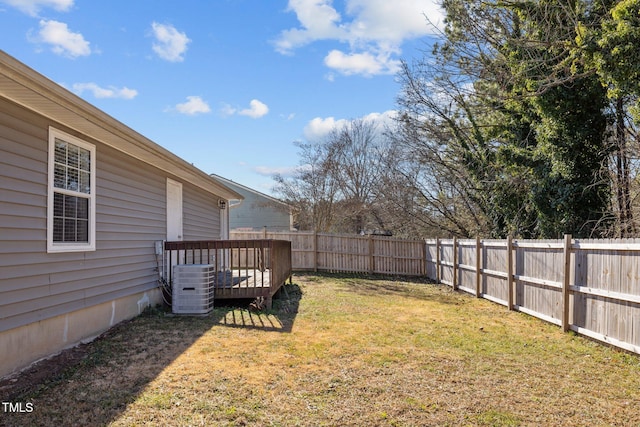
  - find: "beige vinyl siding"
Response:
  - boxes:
[183,184,220,240]
[0,97,221,333]
[0,105,48,258]
[97,146,165,246]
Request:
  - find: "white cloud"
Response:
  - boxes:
[304,110,397,142]
[72,82,137,99]
[2,0,73,16]
[239,99,269,118]
[274,0,347,54]
[324,49,400,76]
[303,116,347,141]
[151,22,190,62]
[33,19,90,58]
[222,99,269,119]
[174,96,211,115]
[220,103,237,117]
[346,0,442,43]
[361,110,398,127]
[275,0,443,76]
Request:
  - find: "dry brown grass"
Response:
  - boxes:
[2,273,640,426]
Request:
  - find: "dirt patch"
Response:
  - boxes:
[0,345,89,401]
[0,321,129,402]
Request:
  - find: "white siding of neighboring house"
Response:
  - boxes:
[212,176,293,232]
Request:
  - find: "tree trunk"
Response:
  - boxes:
[615,97,634,237]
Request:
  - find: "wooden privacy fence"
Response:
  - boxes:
[231,231,640,354]
[230,230,426,276]
[426,236,640,354]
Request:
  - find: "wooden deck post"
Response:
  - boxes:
[562,234,572,332]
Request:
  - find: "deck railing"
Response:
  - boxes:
[163,239,292,306]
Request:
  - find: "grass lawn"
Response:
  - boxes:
[2,273,640,426]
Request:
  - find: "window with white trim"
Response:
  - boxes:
[47,127,96,252]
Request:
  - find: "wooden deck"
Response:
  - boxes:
[213,268,272,300]
[164,239,292,309]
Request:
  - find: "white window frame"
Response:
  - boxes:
[47,127,96,252]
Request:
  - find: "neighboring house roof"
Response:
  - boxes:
[209,173,291,210]
[0,50,243,201]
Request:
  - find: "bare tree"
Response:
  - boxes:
[324,118,389,233]
[380,56,496,238]
[608,98,640,237]
[273,141,339,232]
[274,119,392,234]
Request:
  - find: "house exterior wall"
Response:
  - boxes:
[224,183,292,232]
[183,183,221,240]
[0,97,222,377]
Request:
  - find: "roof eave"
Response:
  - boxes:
[209,173,291,209]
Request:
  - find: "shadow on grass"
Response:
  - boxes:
[207,282,301,333]
[296,271,465,306]
[0,282,302,427]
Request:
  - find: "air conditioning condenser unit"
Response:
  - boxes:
[172,264,215,314]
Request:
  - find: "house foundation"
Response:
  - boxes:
[0,288,162,379]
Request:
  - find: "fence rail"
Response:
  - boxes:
[232,231,640,355]
[231,230,425,276]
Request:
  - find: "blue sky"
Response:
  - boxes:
[1,0,443,195]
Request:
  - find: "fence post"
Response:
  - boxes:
[562,234,572,332]
[436,238,441,284]
[313,230,318,273]
[369,235,375,274]
[422,239,428,277]
[452,237,458,290]
[507,236,514,310]
[475,236,481,298]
